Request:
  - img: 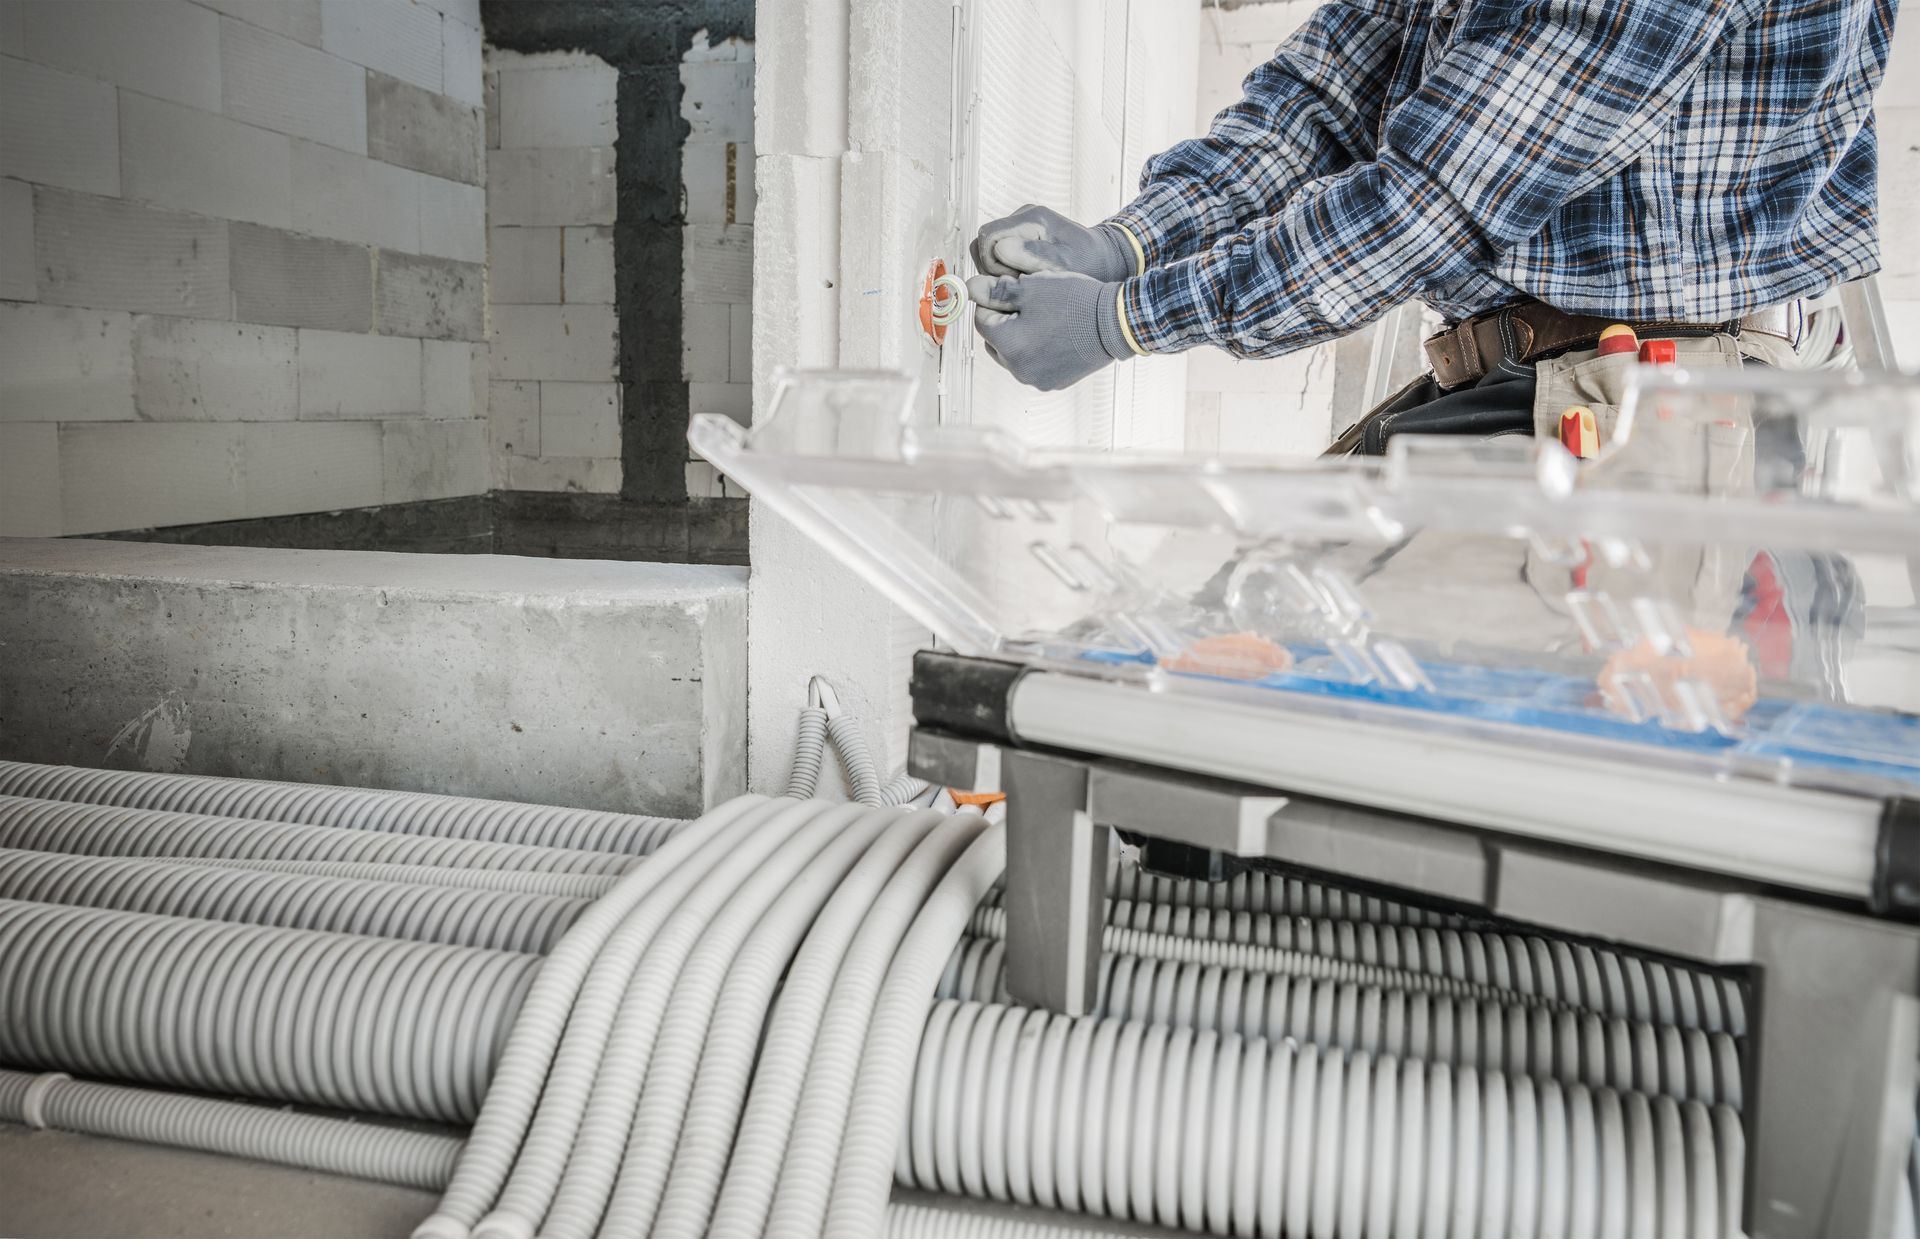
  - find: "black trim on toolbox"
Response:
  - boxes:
[910,651,1026,744]
[1872,797,1920,919]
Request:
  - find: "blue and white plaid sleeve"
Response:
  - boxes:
[1121,0,1755,358]
[1103,0,1408,271]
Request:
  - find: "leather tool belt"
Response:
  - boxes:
[1423,300,1771,390]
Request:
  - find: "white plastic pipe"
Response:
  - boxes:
[0,899,538,1123]
[162,854,618,899]
[940,938,1744,1110]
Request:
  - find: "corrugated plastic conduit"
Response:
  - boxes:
[964,903,1747,1036]
[0,1067,464,1190]
[0,758,1755,1238]
[0,899,537,1123]
[0,760,683,856]
[939,937,1744,1111]
[0,795,631,876]
[0,848,585,954]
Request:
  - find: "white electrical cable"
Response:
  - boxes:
[928,274,968,329]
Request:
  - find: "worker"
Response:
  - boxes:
[966,0,1893,452]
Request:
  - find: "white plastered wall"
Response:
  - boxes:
[1877,7,1920,365]
[748,0,1205,795]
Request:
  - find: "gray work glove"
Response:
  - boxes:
[971,204,1136,281]
[968,271,1134,392]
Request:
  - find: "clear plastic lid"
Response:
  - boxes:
[692,366,1920,797]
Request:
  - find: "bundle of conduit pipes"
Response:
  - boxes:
[2,706,1915,1236]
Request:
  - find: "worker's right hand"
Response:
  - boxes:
[970,205,1137,282]
[967,271,1132,392]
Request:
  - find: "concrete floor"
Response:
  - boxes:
[0,1127,438,1239]
[0,1133,1189,1239]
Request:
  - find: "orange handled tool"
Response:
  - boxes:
[1597,324,1639,357]
[1559,405,1599,459]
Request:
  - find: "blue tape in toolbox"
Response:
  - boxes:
[1080,647,1920,789]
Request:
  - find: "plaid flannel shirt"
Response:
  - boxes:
[1108,0,1893,359]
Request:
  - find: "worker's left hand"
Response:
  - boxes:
[967,271,1134,392]
[971,204,1136,281]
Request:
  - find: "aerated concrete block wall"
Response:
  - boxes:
[0,0,491,540]
[484,47,623,495]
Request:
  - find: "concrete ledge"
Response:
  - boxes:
[0,538,746,817]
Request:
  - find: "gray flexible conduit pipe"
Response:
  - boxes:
[895,998,1743,1238]
[0,1068,464,1191]
[413,794,771,1239]
[786,706,830,799]
[0,773,1758,1239]
[826,821,1011,1235]
[939,938,1744,1111]
[966,904,1746,1035]
[753,811,991,1239]
[0,898,538,1123]
[162,854,619,899]
[825,715,884,806]
[0,795,631,876]
[651,810,945,1239]
[698,808,954,1239]
[0,761,682,856]
[554,803,883,1239]
[0,848,586,955]
[0,1070,1154,1237]
[1105,863,1473,927]
[465,798,806,1239]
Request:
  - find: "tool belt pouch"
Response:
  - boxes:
[1524,334,1756,636]
[1529,334,1741,443]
